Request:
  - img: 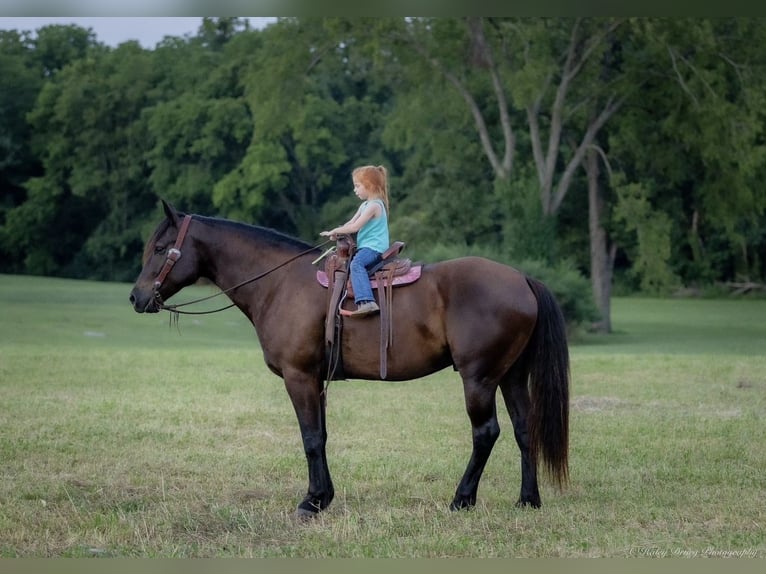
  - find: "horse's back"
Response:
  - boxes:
[429,256,537,312]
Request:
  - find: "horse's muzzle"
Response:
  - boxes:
[129,287,160,314]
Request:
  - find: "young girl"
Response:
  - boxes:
[320,165,390,317]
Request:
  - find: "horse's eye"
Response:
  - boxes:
[154,245,165,254]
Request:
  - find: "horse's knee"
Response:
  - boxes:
[301,431,325,456]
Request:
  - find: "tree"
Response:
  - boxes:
[215,18,393,239]
[609,18,766,291]
[31,23,96,75]
[372,18,632,329]
[145,27,257,216]
[0,24,101,275]
[0,31,43,226]
[3,16,763,300]
[5,41,159,279]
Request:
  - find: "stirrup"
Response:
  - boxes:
[346,301,379,317]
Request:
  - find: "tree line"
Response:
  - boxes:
[1,17,765,331]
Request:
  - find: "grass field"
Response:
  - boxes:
[0,273,764,557]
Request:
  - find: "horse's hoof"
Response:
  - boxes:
[294,507,319,521]
[515,498,541,509]
[449,499,475,511]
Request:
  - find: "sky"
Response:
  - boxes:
[0,17,277,48]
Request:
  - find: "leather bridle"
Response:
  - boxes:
[153,214,192,294]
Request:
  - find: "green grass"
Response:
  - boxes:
[1,274,765,557]
[577,297,766,356]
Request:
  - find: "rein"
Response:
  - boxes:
[153,215,332,316]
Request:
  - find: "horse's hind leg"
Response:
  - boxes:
[499,363,541,508]
[450,377,501,510]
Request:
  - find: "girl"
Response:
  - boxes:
[320,165,390,317]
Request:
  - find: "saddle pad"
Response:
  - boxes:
[316,265,422,289]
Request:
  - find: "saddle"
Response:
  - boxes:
[316,235,421,380]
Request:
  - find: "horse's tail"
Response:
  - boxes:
[524,276,570,489]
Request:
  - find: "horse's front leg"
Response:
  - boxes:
[283,371,334,517]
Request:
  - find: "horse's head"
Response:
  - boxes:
[129,200,200,313]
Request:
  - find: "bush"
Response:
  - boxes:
[409,241,504,265]
[512,258,600,333]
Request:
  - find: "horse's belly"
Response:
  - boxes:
[340,337,452,382]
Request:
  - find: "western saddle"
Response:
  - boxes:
[317,235,419,380]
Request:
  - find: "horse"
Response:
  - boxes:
[129,200,570,517]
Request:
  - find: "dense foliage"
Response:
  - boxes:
[2,18,765,328]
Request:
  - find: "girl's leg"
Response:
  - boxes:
[349,247,381,304]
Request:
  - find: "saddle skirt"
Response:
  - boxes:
[316,265,422,291]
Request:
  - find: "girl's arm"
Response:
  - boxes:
[320,203,380,237]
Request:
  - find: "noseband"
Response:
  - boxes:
[153,214,193,296]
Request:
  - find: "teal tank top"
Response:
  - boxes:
[356,199,389,253]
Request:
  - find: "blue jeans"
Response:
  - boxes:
[349,247,382,304]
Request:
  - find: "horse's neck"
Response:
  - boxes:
[198,225,304,306]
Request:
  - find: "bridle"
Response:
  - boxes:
[153,214,192,293]
[151,214,332,316]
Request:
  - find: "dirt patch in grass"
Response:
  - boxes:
[571,396,636,413]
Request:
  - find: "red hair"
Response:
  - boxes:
[353,165,389,214]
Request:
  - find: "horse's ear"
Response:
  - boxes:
[161,199,180,226]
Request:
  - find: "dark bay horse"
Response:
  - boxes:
[129,200,570,517]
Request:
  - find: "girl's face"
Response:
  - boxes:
[353,179,370,200]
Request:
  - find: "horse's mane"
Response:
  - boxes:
[195,216,314,251]
[143,214,315,264]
